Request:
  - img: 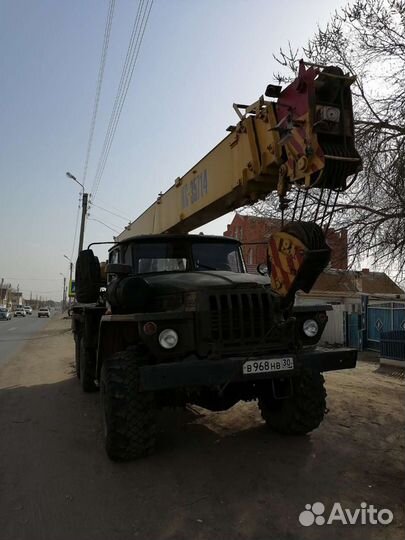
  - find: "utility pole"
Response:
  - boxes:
[64,255,74,304]
[60,273,66,311]
[66,172,88,257]
[68,262,73,303]
[78,192,88,253]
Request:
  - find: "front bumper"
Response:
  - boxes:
[139,347,357,391]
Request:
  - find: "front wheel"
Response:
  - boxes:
[100,347,156,461]
[258,369,326,435]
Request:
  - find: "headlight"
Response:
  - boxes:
[158,329,178,349]
[303,319,319,338]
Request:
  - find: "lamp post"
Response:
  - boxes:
[59,273,66,311]
[64,255,73,304]
[66,172,88,255]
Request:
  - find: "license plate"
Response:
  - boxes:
[242,357,294,375]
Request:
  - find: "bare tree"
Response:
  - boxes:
[253,0,405,280]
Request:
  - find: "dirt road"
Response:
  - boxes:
[0,316,404,540]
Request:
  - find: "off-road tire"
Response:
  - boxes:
[258,369,326,435]
[100,348,156,461]
[79,339,97,392]
[74,334,81,379]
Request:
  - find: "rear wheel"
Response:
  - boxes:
[258,369,326,435]
[79,339,97,392]
[74,335,81,379]
[100,347,156,461]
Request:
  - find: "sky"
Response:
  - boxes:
[0,0,349,301]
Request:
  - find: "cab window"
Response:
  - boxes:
[192,242,243,272]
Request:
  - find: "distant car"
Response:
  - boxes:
[38,307,50,318]
[14,306,26,317]
[0,307,11,321]
[24,305,33,315]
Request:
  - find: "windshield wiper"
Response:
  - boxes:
[196,263,218,270]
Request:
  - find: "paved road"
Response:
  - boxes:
[0,317,404,540]
[0,311,55,365]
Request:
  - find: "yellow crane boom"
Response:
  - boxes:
[118,61,360,242]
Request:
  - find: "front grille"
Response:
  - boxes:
[209,291,277,348]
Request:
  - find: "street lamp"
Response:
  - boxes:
[66,171,88,255]
[66,171,84,192]
[59,273,67,311]
[64,255,74,304]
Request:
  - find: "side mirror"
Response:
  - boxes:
[75,249,101,303]
[257,263,269,276]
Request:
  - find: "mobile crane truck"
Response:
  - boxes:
[72,61,361,461]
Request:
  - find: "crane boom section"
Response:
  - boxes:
[118,106,282,241]
[118,61,360,241]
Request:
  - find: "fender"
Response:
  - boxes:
[96,317,140,378]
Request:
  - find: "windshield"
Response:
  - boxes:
[128,239,244,274]
[192,242,243,272]
[132,243,188,274]
[0,308,7,312]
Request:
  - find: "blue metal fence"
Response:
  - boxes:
[380,330,405,361]
[347,313,362,350]
[367,302,405,350]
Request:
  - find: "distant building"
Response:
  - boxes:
[297,268,404,306]
[224,213,348,271]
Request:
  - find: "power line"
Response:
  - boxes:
[88,200,130,221]
[88,210,122,230]
[82,0,116,188]
[91,0,148,198]
[90,0,154,201]
[88,217,120,233]
[90,0,145,196]
[92,196,132,217]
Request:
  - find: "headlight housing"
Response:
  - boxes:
[303,319,319,338]
[158,329,178,349]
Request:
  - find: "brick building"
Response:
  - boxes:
[224,213,348,271]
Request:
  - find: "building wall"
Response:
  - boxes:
[224,214,348,270]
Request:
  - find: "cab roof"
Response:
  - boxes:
[108,234,240,252]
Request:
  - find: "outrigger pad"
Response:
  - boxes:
[268,222,331,298]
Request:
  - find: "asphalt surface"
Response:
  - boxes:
[0,311,54,366]
[0,316,404,540]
